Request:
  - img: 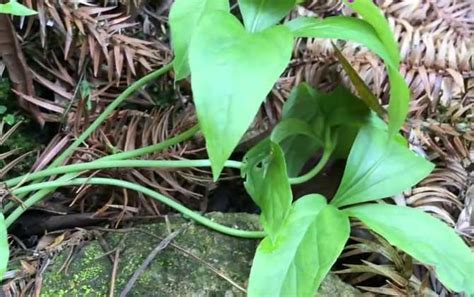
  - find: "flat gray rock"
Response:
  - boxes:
[41,213,359,296]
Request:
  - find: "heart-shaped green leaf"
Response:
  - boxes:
[345,204,474,295]
[0,0,37,16]
[189,11,293,178]
[242,140,292,239]
[239,0,297,32]
[331,124,434,207]
[169,0,230,80]
[248,195,350,297]
[0,213,9,280]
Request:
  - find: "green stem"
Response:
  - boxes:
[288,130,336,185]
[100,124,199,161]
[4,63,179,216]
[50,62,173,168]
[288,148,333,185]
[4,124,200,214]
[7,177,265,239]
[5,124,200,188]
[5,159,242,188]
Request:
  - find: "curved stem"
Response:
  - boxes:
[4,124,200,214]
[50,62,174,168]
[5,159,243,188]
[288,129,337,185]
[7,178,265,239]
[4,63,178,215]
[100,124,199,161]
[288,147,333,185]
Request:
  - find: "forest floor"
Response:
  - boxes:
[0,0,472,296]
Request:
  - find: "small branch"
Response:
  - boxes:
[109,233,128,297]
[120,229,181,297]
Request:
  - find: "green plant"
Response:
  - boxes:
[0,81,21,126]
[0,105,20,125]
[241,84,472,295]
[0,0,473,296]
[0,0,36,16]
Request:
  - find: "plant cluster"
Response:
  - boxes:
[0,0,472,296]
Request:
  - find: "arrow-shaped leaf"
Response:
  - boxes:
[248,195,350,297]
[331,123,434,207]
[169,0,230,80]
[239,0,297,32]
[189,11,293,178]
[242,141,292,240]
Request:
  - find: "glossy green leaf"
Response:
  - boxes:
[169,0,229,80]
[385,67,410,137]
[345,204,474,295]
[282,83,321,120]
[189,11,293,178]
[286,15,409,137]
[333,44,409,140]
[318,87,375,159]
[313,205,350,289]
[270,118,320,145]
[332,44,385,117]
[279,83,373,174]
[248,195,350,297]
[317,86,371,128]
[331,124,434,207]
[0,213,9,280]
[0,0,37,16]
[285,16,397,68]
[238,0,297,32]
[279,84,324,176]
[242,141,292,239]
[342,0,408,136]
[343,0,400,65]
[4,114,15,126]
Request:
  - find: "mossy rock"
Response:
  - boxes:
[41,213,359,296]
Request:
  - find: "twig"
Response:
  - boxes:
[119,229,181,297]
[129,227,247,293]
[169,241,247,293]
[108,232,129,297]
[109,248,121,297]
[95,232,115,264]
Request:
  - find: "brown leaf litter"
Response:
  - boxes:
[3,0,473,296]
